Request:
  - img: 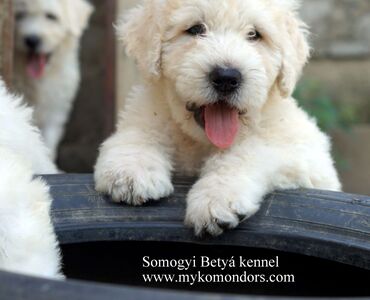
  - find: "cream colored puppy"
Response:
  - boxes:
[13,0,93,161]
[95,0,341,236]
[0,79,62,278]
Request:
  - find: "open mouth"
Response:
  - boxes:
[26,52,51,79]
[186,101,244,149]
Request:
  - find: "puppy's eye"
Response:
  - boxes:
[186,24,206,36]
[247,29,262,42]
[46,13,58,22]
[15,12,26,21]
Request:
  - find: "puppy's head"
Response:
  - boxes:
[118,0,309,148]
[14,0,93,79]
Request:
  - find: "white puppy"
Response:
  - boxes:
[95,0,341,236]
[13,0,93,161]
[0,79,62,278]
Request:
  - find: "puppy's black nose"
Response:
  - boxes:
[210,67,242,95]
[24,35,41,51]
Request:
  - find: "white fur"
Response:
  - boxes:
[95,0,341,236]
[0,80,57,174]
[13,0,93,161]
[0,80,62,278]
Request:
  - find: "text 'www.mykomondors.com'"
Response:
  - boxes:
[142,272,295,286]
[142,256,295,286]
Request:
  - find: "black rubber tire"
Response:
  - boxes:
[0,270,270,300]
[0,174,369,300]
[48,174,370,270]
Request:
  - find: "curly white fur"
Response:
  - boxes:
[0,80,62,278]
[95,0,341,236]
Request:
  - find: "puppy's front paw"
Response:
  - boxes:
[95,156,173,206]
[185,177,261,236]
[109,172,173,205]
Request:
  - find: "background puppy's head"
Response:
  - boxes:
[14,0,93,78]
[118,0,310,146]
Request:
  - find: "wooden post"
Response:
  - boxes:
[0,0,13,87]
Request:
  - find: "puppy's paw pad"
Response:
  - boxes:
[185,199,237,237]
[96,169,173,206]
[185,182,260,236]
[110,177,147,205]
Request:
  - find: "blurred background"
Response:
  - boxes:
[0,0,369,195]
[298,0,370,195]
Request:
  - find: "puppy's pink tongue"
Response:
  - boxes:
[205,102,240,149]
[27,54,46,79]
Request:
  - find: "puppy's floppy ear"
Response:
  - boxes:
[277,5,310,98]
[116,0,163,79]
[64,0,94,37]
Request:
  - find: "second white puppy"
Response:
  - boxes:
[95,0,341,236]
[13,0,93,161]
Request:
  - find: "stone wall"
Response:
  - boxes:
[301,0,370,59]
[300,0,370,121]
